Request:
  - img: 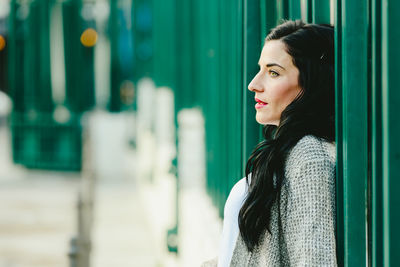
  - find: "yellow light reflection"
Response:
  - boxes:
[0,35,6,51]
[80,28,98,47]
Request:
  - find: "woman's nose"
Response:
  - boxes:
[248,75,263,92]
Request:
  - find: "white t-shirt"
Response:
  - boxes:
[217,177,249,267]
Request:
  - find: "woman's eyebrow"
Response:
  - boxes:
[257,62,286,70]
[266,63,286,70]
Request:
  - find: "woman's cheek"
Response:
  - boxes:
[269,84,287,101]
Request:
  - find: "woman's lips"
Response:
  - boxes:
[255,98,268,109]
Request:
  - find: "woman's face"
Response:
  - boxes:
[248,40,302,125]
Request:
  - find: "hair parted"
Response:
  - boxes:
[238,20,335,251]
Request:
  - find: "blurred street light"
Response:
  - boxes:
[0,35,5,51]
[80,28,97,47]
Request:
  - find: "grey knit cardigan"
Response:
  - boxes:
[202,135,337,267]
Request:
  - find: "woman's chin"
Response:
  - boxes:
[255,115,278,126]
[256,119,269,126]
[256,114,268,125]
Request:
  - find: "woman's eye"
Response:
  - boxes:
[268,70,279,77]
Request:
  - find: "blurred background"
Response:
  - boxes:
[0,0,399,266]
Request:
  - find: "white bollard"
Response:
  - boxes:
[154,87,176,177]
[177,108,222,267]
[177,108,206,189]
[136,78,156,181]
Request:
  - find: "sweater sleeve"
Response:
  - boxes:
[282,158,337,266]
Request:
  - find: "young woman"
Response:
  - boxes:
[202,20,336,266]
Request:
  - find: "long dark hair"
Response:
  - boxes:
[238,20,335,251]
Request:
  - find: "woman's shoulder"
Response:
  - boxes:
[284,135,336,178]
[282,135,337,204]
[287,135,336,165]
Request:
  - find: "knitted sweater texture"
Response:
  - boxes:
[202,135,337,267]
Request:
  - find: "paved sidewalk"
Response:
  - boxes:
[0,171,80,267]
[0,125,80,267]
[89,112,172,267]
[90,181,157,267]
[0,109,219,267]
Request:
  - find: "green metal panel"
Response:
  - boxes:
[62,0,95,113]
[109,0,135,112]
[260,0,277,42]
[175,0,194,110]
[288,0,302,20]
[261,0,289,37]
[28,0,53,112]
[336,0,369,266]
[7,0,84,171]
[217,0,228,214]
[191,0,204,109]
[301,0,313,22]
[228,0,243,211]
[152,0,176,89]
[12,0,54,113]
[371,0,383,265]
[312,0,331,24]
[194,0,207,108]
[276,0,288,22]
[10,113,82,171]
[381,0,400,265]
[182,0,248,216]
[109,0,120,111]
[151,0,178,252]
[203,0,222,209]
[334,0,344,265]
[8,0,23,112]
[132,0,153,81]
[243,0,262,175]
[260,0,267,38]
